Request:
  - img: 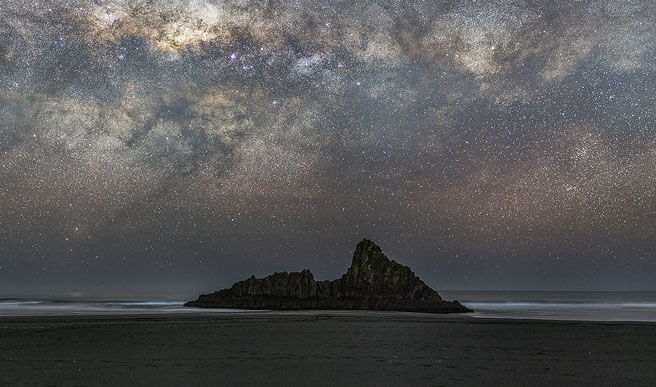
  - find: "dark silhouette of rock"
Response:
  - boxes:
[185,239,472,313]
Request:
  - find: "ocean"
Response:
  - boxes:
[0,299,248,316]
[1,291,655,322]
[441,290,656,322]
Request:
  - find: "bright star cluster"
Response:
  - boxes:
[0,0,654,295]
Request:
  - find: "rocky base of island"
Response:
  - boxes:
[185,239,472,314]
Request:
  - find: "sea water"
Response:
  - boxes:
[1,292,655,321]
[441,291,656,322]
[0,299,251,316]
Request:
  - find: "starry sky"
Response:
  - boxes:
[1,0,655,298]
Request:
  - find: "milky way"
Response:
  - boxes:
[1,0,655,295]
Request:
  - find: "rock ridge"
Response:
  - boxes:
[185,239,472,314]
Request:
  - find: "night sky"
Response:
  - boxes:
[1,0,655,298]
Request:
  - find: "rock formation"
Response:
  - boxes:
[185,239,472,313]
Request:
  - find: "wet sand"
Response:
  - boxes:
[0,312,654,386]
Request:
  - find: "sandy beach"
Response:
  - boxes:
[0,312,654,386]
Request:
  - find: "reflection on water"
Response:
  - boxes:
[0,299,251,316]
[2,291,656,321]
[441,291,656,322]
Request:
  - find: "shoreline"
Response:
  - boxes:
[1,309,656,325]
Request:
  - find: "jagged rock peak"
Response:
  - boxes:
[351,239,388,267]
[342,239,441,301]
[346,240,413,282]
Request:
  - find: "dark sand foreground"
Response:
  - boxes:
[0,312,654,386]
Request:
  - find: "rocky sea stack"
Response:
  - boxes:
[185,239,472,314]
